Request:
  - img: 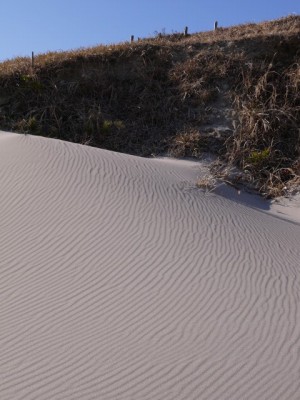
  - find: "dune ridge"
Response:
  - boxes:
[0,131,300,400]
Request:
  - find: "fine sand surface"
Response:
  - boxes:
[0,131,300,400]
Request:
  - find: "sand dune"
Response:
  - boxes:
[0,131,299,400]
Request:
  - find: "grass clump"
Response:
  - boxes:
[225,57,300,196]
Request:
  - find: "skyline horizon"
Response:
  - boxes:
[0,0,299,62]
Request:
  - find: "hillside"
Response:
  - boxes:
[0,15,299,196]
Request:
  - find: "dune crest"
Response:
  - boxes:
[0,132,300,400]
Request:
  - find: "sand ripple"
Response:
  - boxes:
[0,132,300,400]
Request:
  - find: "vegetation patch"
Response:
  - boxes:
[0,15,299,197]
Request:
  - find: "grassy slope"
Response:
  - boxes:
[0,16,299,196]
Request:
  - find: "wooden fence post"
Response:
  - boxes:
[214,21,218,30]
[130,35,134,43]
[31,51,34,69]
[184,26,188,36]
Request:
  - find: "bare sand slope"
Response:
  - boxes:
[0,132,300,400]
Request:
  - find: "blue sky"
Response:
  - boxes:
[0,0,299,61]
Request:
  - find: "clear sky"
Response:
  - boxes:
[0,0,299,61]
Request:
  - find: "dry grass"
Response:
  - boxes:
[196,174,218,192]
[187,15,300,44]
[0,15,299,196]
[224,58,300,196]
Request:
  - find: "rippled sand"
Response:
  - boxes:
[1,132,299,400]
